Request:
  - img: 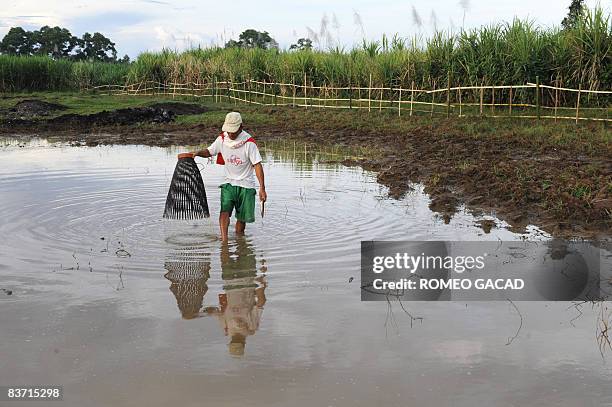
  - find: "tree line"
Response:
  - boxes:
[0,26,129,62]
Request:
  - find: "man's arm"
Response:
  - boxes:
[192,136,220,158]
[254,163,266,202]
[192,148,212,158]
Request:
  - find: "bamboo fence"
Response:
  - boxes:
[88,77,612,123]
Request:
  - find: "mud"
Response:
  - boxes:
[147,102,208,115]
[0,104,610,239]
[8,99,66,116]
[312,127,611,239]
[1,101,208,129]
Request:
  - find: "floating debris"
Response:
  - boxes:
[115,249,131,258]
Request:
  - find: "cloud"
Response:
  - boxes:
[153,26,206,50]
[67,11,152,34]
[0,15,59,35]
[139,0,171,5]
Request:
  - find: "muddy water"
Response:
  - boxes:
[0,138,610,407]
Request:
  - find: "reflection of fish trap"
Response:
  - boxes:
[164,260,211,319]
[163,153,210,220]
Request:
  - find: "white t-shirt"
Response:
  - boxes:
[207,130,262,189]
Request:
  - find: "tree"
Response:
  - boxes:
[224,29,276,49]
[224,39,242,48]
[76,32,117,62]
[289,38,313,51]
[562,0,585,30]
[34,26,79,58]
[0,27,36,55]
[0,26,119,62]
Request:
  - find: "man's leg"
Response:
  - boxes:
[219,184,235,242]
[235,220,246,235]
[219,212,230,242]
[234,187,255,236]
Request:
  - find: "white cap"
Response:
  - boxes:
[222,112,242,133]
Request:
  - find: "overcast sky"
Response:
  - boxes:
[0,0,607,57]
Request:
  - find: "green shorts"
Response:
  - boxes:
[219,183,256,223]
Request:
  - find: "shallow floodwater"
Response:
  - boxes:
[0,138,610,407]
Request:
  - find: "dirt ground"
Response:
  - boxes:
[1,101,610,239]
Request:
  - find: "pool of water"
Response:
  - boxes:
[0,138,610,407]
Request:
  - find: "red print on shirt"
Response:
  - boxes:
[227,155,244,165]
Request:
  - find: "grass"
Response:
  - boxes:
[0,56,130,92]
[1,91,610,150]
[0,92,200,117]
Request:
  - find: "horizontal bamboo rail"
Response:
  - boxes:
[87,79,612,123]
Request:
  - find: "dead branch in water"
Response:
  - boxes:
[596,303,611,358]
[505,298,523,346]
[361,281,424,334]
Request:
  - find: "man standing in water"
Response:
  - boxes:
[192,112,266,241]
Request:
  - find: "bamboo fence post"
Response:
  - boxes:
[336,85,339,108]
[430,81,436,117]
[324,83,328,108]
[398,87,402,117]
[214,76,218,103]
[231,78,236,105]
[349,82,353,110]
[535,76,541,119]
[249,76,253,103]
[446,75,451,118]
[263,79,266,105]
[575,83,581,124]
[410,81,415,116]
[358,86,362,109]
[479,85,484,116]
[458,87,462,117]
[554,83,559,121]
[292,76,296,107]
[323,83,326,109]
[509,86,513,117]
[311,81,314,108]
[334,84,338,107]
[273,81,277,106]
[368,74,372,112]
[304,73,307,109]
[379,83,383,111]
[491,86,495,115]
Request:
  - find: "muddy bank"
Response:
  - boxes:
[1,101,208,129]
[7,99,67,117]
[1,104,610,239]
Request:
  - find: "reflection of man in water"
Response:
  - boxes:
[205,239,267,356]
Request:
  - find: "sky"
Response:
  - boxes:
[0,0,608,58]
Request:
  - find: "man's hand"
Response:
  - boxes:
[254,163,266,202]
[192,149,212,158]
